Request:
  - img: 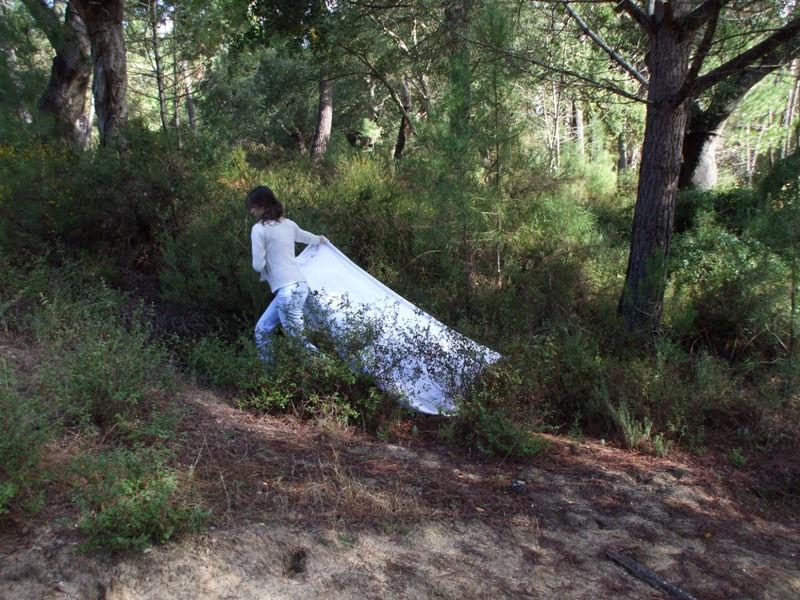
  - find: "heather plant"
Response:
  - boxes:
[0,362,51,515]
[72,447,205,552]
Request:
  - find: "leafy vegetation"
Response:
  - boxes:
[1,0,798,552]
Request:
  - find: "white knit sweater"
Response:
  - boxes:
[251,218,321,292]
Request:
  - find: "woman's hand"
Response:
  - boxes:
[319,235,329,245]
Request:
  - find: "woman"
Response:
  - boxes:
[247,185,327,361]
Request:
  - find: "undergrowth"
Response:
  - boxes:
[0,259,204,551]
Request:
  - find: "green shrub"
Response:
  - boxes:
[669,215,788,360]
[0,260,175,430]
[606,400,671,456]
[0,363,51,515]
[159,201,263,320]
[184,332,267,391]
[236,335,387,429]
[443,400,546,459]
[0,127,225,275]
[40,307,174,430]
[73,448,205,552]
[441,363,546,458]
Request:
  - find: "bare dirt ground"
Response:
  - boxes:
[1,352,799,598]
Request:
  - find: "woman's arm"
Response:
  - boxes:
[292,220,325,245]
[251,225,267,273]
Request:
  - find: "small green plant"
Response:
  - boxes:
[608,401,657,454]
[729,446,748,468]
[651,433,672,457]
[73,448,205,552]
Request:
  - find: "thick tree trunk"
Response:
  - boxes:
[310,74,332,166]
[618,12,692,333]
[72,0,128,145]
[394,77,412,160]
[78,89,95,148]
[37,4,92,145]
[679,113,722,190]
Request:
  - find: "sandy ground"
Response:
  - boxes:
[1,378,799,599]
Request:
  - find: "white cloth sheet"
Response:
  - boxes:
[296,243,501,414]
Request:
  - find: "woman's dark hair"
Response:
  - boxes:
[245,186,283,222]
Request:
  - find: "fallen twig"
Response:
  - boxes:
[606,550,698,600]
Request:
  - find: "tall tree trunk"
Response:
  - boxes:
[394,76,412,160]
[618,9,692,333]
[445,0,472,142]
[171,9,181,149]
[310,73,332,166]
[572,98,585,156]
[149,0,167,131]
[78,88,94,148]
[783,61,799,157]
[552,82,561,170]
[617,134,629,172]
[182,62,196,130]
[72,0,128,145]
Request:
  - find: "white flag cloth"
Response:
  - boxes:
[296,243,501,414]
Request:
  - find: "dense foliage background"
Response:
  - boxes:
[1,0,798,549]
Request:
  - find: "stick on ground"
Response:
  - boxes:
[606,550,699,600]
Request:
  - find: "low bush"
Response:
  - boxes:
[669,215,788,361]
[73,448,205,552]
[0,363,51,515]
[235,335,388,429]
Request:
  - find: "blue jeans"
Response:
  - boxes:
[254,282,317,361]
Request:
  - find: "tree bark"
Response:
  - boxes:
[21,0,91,144]
[618,5,693,333]
[394,76,412,160]
[72,0,128,145]
[310,73,332,166]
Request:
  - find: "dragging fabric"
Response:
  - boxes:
[296,243,501,415]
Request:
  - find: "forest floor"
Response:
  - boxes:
[1,336,799,599]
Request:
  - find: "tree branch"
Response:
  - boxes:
[563,2,649,88]
[689,16,800,98]
[20,0,64,50]
[675,1,721,103]
[339,42,417,135]
[614,0,652,31]
[676,0,731,33]
[421,5,648,104]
